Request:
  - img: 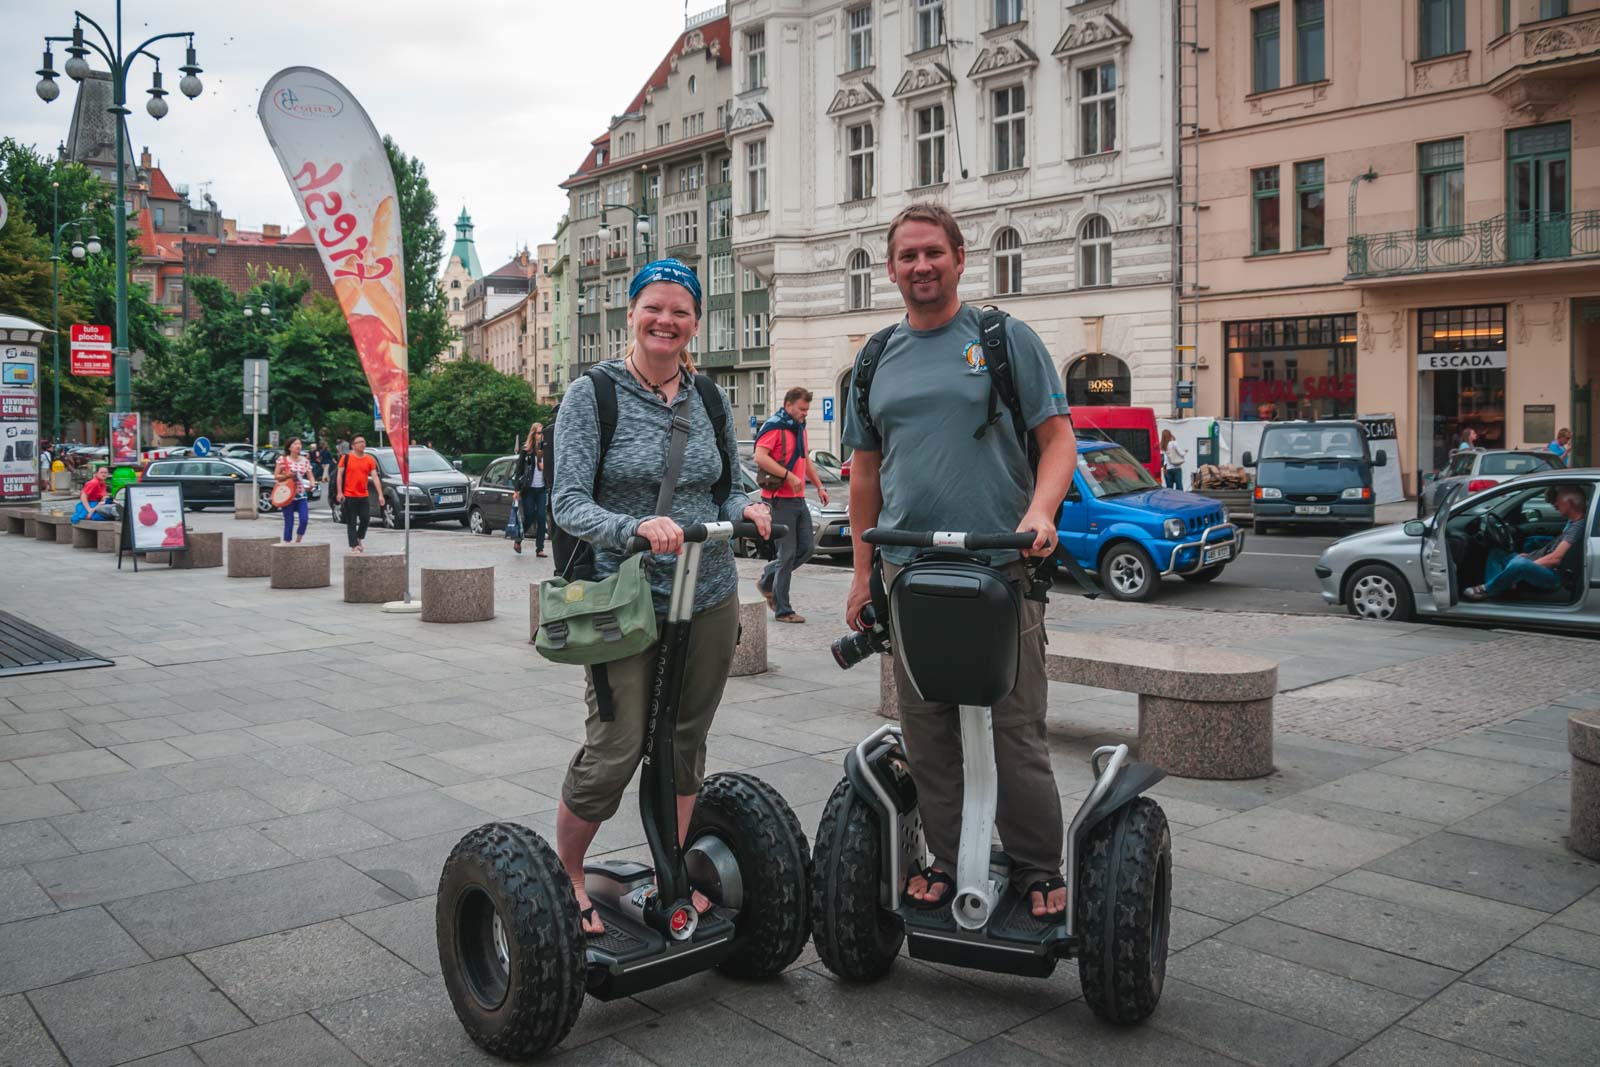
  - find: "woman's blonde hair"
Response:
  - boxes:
[523,422,542,453]
[1159,429,1174,451]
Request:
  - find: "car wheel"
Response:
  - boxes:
[1345,564,1415,623]
[468,507,487,536]
[384,499,404,529]
[257,489,274,513]
[1102,543,1158,602]
[1180,564,1225,583]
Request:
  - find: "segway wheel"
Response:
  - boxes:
[687,772,812,978]
[810,776,905,980]
[437,822,585,1059]
[1076,797,1172,1024]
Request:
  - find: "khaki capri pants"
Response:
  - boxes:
[561,593,741,822]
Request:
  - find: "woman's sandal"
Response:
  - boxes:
[905,865,955,910]
[1025,876,1067,921]
[579,904,606,935]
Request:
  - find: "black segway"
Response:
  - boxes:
[436,520,811,1059]
[813,527,1173,1023]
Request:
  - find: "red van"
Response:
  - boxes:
[1069,406,1162,482]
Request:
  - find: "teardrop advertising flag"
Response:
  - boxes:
[257,68,410,479]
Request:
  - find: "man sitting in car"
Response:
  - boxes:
[1464,485,1587,602]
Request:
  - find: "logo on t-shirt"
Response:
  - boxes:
[962,340,988,374]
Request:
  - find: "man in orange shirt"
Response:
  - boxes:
[334,435,380,553]
[754,387,829,623]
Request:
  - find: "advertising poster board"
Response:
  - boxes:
[109,412,140,467]
[69,324,114,376]
[118,482,187,571]
[1357,413,1404,505]
[0,340,40,503]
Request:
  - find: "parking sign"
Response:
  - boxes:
[821,397,835,423]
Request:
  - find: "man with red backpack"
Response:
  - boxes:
[754,387,829,623]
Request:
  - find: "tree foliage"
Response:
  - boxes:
[382,135,454,377]
[411,359,549,455]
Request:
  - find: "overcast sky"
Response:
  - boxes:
[2,0,699,272]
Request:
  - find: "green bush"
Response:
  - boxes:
[456,452,505,476]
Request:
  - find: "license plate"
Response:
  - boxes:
[838,526,850,538]
[436,494,463,504]
[1203,544,1232,565]
[1294,505,1330,515]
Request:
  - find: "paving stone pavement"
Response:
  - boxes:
[3,518,1600,1066]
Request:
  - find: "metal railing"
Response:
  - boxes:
[1347,210,1600,279]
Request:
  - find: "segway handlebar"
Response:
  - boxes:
[626,521,788,554]
[862,527,1039,551]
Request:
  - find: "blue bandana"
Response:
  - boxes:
[628,258,702,312]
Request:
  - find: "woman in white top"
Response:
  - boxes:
[275,437,314,543]
[1160,429,1186,491]
[512,422,547,556]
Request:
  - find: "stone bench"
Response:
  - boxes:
[421,566,494,623]
[73,520,120,553]
[171,530,223,569]
[1571,710,1600,861]
[271,542,330,589]
[878,634,1278,780]
[731,599,768,677]
[227,536,278,578]
[347,553,407,603]
[34,512,75,544]
[3,508,39,536]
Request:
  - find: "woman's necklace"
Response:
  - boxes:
[628,355,677,402]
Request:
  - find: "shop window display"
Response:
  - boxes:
[1226,315,1357,422]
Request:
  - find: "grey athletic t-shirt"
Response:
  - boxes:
[843,305,1070,565]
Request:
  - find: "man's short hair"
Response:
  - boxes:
[887,203,965,258]
[1555,486,1585,509]
[784,386,813,405]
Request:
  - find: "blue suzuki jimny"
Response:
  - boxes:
[1058,440,1244,601]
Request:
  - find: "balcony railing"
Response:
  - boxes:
[1347,210,1600,280]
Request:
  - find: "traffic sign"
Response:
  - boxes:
[373,395,383,432]
[193,437,212,457]
[243,359,269,414]
[821,397,835,423]
[69,324,114,377]
[748,415,758,432]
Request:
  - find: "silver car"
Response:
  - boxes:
[1317,469,1598,631]
[1418,448,1562,516]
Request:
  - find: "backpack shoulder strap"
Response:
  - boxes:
[851,323,898,445]
[691,373,733,505]
[586,369,619,456]
[973,305,1032,458]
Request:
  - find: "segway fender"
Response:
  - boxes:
[1072,761,1165,841]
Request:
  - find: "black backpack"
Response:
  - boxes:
[849,306,1098,599]
[549,367,733,580]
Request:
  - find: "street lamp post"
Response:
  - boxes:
[49,180,103,446]
[35,4,203,415]
[241,292,275,465]
[599,203,652,261]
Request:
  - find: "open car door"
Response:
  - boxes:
[1422,482,1461,609]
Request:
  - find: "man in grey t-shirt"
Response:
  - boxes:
[843,203,1077,920]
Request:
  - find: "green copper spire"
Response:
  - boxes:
[451,207,483,279]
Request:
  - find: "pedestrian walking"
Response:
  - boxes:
[1160,428,1187,490]
[334,434,379,553]
[843,202,1077,919]
[512,422,548,556]
[1549,427,1573,466]
[754,387,827,623]
[274,437,314,543]
[551,257,771,935]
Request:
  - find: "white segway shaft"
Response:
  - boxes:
[952,704,1001,930]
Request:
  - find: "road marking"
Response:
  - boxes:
[1240,551,1323,559]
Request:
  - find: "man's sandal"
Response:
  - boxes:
[905,865,954,910]
[1025,877,1067,921]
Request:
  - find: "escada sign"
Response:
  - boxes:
[1417,351,1507,372]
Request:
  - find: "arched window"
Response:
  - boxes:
[1066,352,1132,406]
[451,279,461,288]
[848,249,873,310]
[452,297,460,311]
[993,227,1022,296]
[1079,214,1113,288]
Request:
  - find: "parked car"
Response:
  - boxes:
[1419,449,1563,517]
[1243,420,1387,535]
[465,454,520,536]
[1317,469,1599,629]
[1057,440,1243,601]
[218,443,257,460]
[1070,406,1162,483]
[329,446,471,528]
[140,456,279,512]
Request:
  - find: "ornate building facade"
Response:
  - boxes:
[440,208,483,362]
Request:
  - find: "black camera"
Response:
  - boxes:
[831,604,892,670]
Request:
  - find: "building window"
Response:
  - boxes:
[656,122,671,146]
[607,225,627,259]
[606,178,630,204]
[848,249,873,310]
[1078,63,1116,156]
[746,29,767,88]
[1420,0,1464,59]
[721,373,739,408]
[848,6,874,69]
[847,123,876,200]
[578,191,599,218]
[596,150,607,167]
[993,228,1023,295]
[710,253,734,296]
[743,312,768,348]
[743,268,766,291]
[607,277,627,307]
[1295,0,1324,83]
[1295,160,1325,249]
[1078,215,1112,288]
[542,327,549,347]
[683,113,705,140]
[1418,138,1463,234]
[711,309,736,350]
[916,0,945,51]
[717,156,730,184]
[992,85,1026,172]
[710,197,732,240]
[994,0,1022,28]
[913,104,947,187]
[451,279,461,289]
[607,328,626,359]
[1541,1,1568,19]
[1252,166,1281,254]
[665,211,699,248]
[579,235,601,266]
[452,297,460,311]
[645,173,660,202]
[754,370,767,411]
[153,206,165,227]
[746,139,768,211]
[678,162,704,192]
[1225,315,1357,422]
[1065,353,1132,407]
[1252,5,1280,93]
